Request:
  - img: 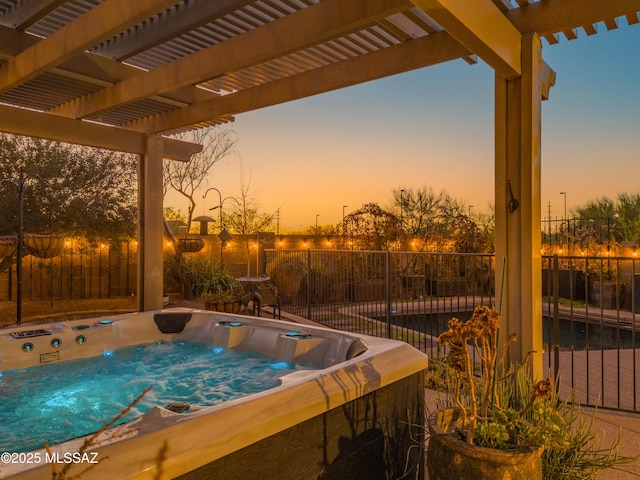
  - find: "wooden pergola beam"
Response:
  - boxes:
[507,0,640,38]
[126,31,472,134]
[0,0,180,93]
[0,104,201,161]
[411,0,522,79]
[49,0,411,119]
[0,25,221,110]
[0,0,67,30]
[91,0,255,61]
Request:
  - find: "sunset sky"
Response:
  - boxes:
[178,23,640,231]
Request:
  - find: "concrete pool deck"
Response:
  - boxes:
[425,388,640,479]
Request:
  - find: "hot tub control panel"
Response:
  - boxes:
[9,329,52,339]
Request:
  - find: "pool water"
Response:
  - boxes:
[0,342,309,453]
[376,311,640,351]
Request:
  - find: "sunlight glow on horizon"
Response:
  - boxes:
[165,24,640,231]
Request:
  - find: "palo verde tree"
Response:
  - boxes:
[571,193,640,254]
[0,133,137,243]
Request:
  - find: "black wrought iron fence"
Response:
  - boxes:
[266,249,640,413]
[0,243,137,301]
[542,254,640,413]
[265,249,496,360]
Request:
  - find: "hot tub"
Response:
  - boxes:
[0,309,427,479]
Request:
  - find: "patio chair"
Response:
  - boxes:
[239,292,260,316]
[255,284,281,319]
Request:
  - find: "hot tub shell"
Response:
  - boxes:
[0,309,427,479]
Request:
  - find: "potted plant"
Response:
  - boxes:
[23,233,65,258]
[199,274,245,313]
[267,253,305,301]
[427,305,558,480]
[0,236,17,258]
[176,237,205,253]
[427,305,638,479]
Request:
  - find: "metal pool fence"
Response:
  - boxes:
[0,244,137,301]
[266,249,640,413]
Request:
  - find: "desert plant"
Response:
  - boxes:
[499,372,636,479]
[164,255,238,300]
[198,279,244,304]
[437,305,557,449]
[434,305,637,478]
[196,269,244,312]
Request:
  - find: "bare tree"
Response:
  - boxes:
[392,186,446,236]
[390,186,493,252]
[163,126,236,233]
[223,169,274,276]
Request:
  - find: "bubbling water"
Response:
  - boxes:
[0,342,308,452]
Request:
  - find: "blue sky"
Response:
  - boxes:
[185,22,640,231]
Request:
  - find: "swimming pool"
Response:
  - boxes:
[0,309,427,479]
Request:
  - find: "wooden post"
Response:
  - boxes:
[494,34,554,379]
[138,134,165,311]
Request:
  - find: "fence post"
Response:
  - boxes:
[553,254,560,381]
[386,250,392,339]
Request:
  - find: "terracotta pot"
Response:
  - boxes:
[205,300,241,314]
[427,409,543,480]
[23,234,64,258]
[177,237,204,253]
[0,236,17,258]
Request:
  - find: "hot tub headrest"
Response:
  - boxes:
[346,338,368,360]
[153,313,192,333]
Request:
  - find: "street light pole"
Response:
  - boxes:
[342,205,348,246]
[560,192,567,252]
[400,189,404,227]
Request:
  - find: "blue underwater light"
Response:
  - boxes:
[270,361,293,370]
[285,331,312,339]
[219,321,243,327]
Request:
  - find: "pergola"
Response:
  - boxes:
[1,0,638,373]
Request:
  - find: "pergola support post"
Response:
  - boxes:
[494,34,551,380]
[137,134,165,311]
